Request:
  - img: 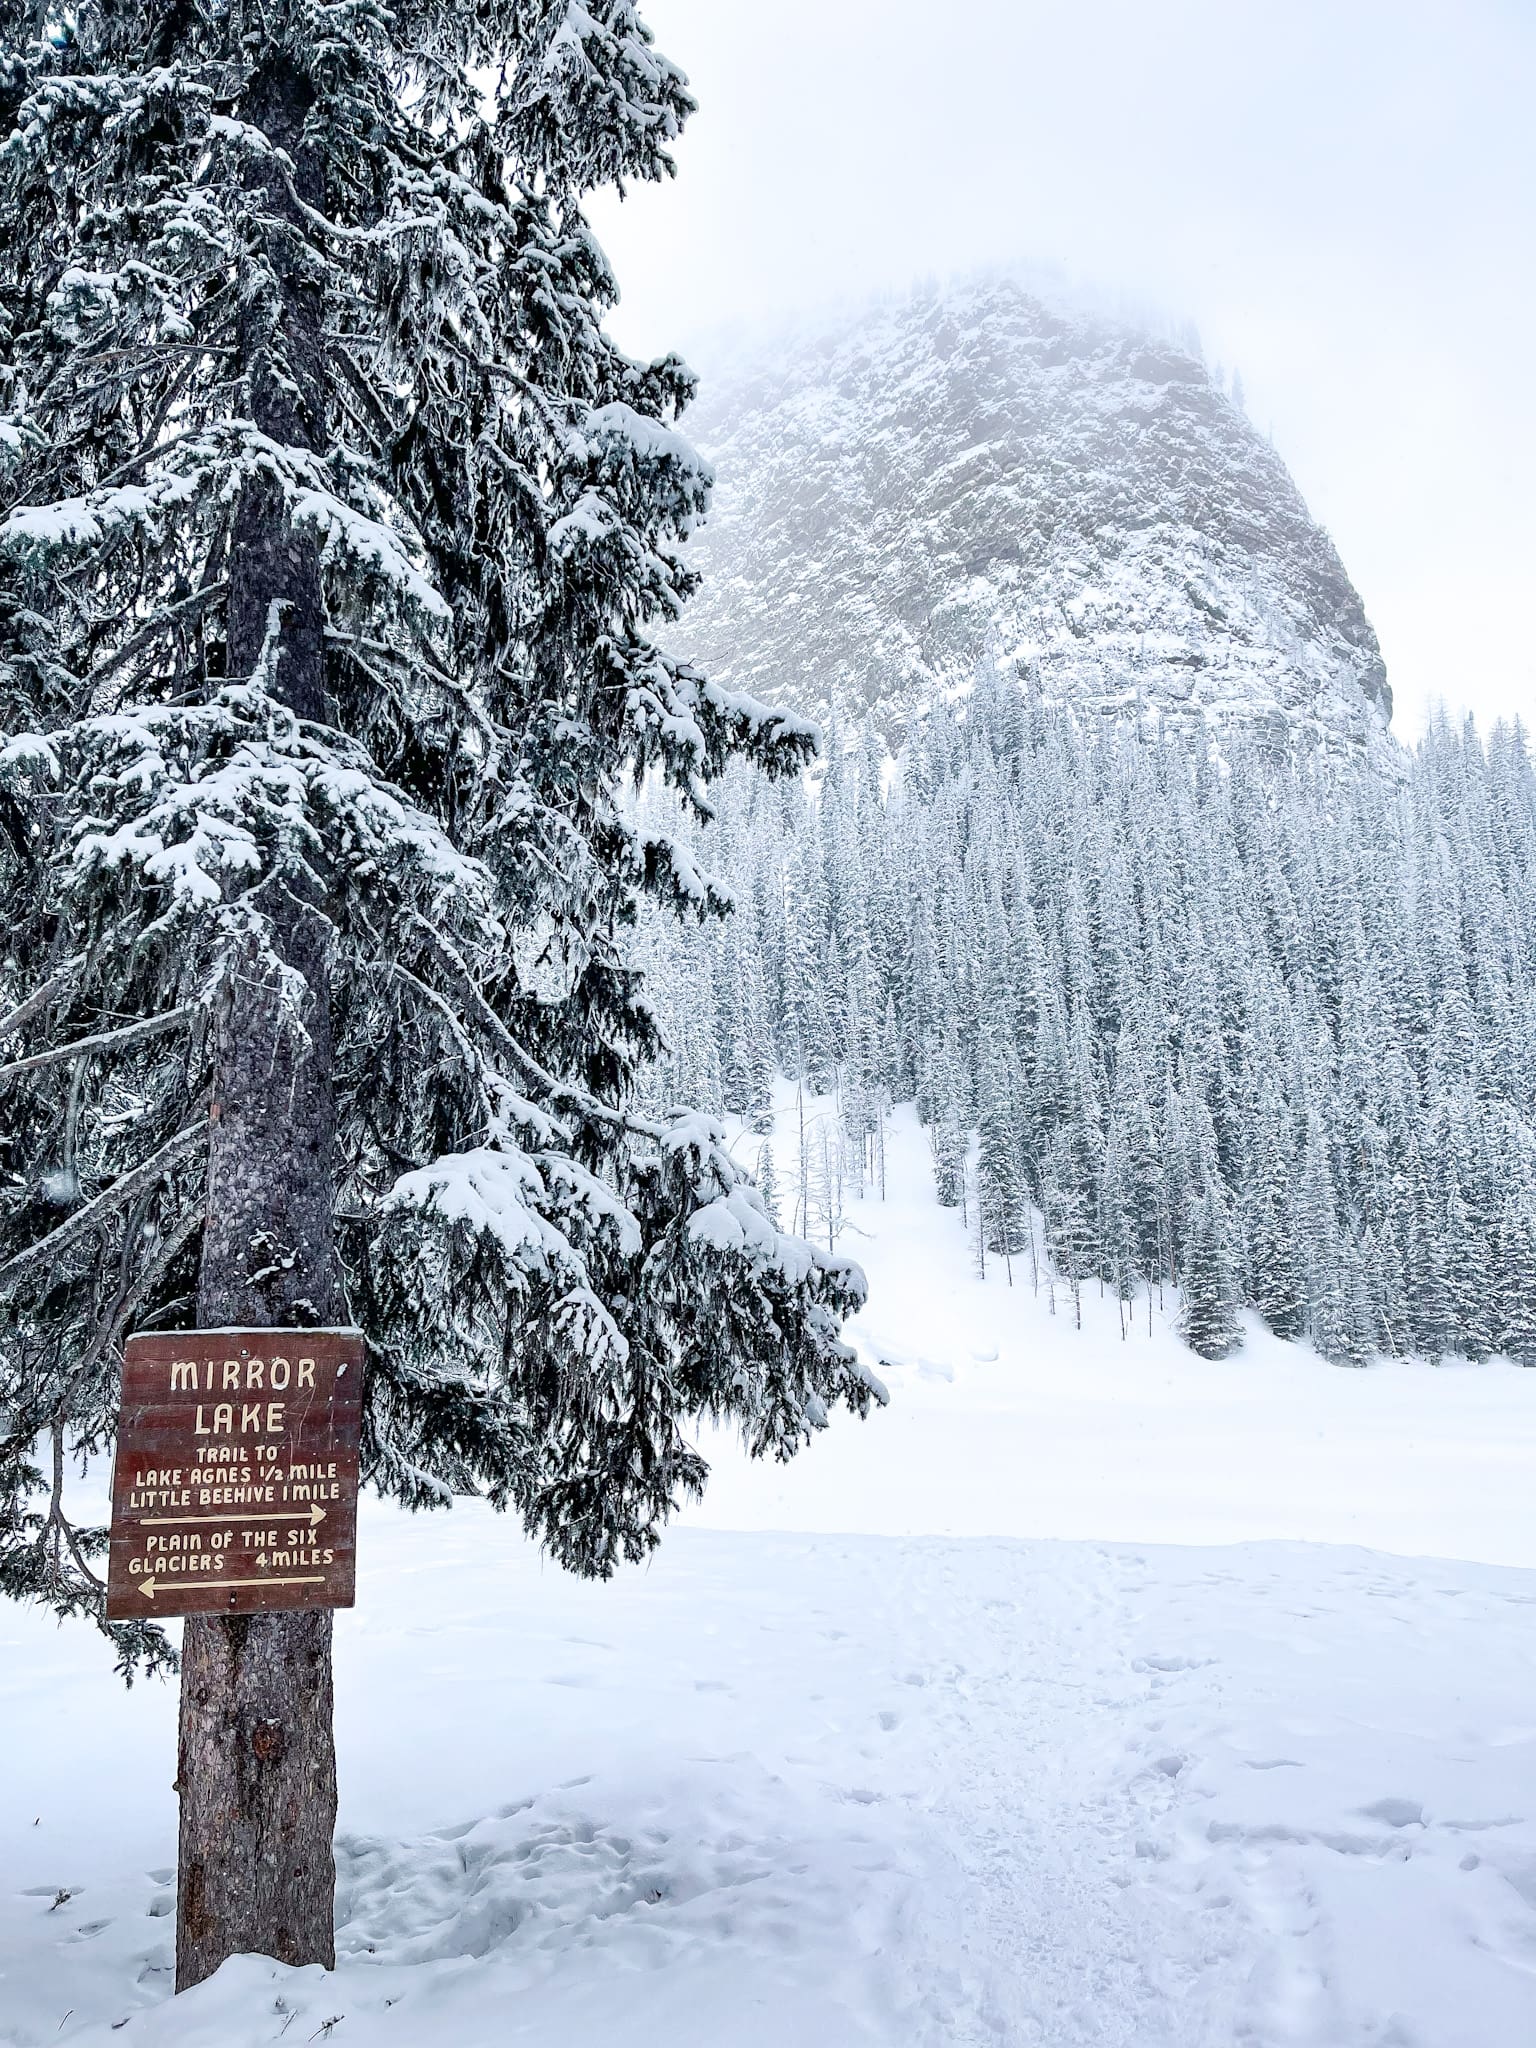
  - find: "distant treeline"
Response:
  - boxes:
[634,678,1536,1363]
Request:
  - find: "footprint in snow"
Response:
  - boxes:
[1359,1797,1424,1829]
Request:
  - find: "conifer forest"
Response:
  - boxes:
[636,682,1536,1367]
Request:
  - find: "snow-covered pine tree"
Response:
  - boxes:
[1242,1101,1305,1341]
[930,1102,967,1211]
[975,1002,1026,1273]
[1495,1187,1536,1365]
[1298,1112,1352,1362]
[1179,1185,1243,1359]
[1405,1146,1454,1363]
[0,0,877,1985]
[755,1139,782,1230]
[1097,1110,1139,1331]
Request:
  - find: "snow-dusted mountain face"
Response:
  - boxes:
[673,281,1391,746]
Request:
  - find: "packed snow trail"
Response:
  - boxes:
[6,1517,1536,2047]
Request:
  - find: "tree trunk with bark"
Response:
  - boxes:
[175,44,344,1993]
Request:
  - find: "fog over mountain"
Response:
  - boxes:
[673,279,1392,751]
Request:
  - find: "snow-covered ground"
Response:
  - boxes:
[695,1101,1536,1568]
[5,1101,1536,2046]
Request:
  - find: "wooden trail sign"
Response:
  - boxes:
[106,1328,364,1619]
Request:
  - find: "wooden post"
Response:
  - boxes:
[174,43,344,1991]
[175,902,345,1989]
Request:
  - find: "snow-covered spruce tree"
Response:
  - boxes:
[0,0,875,1986]
[1178,1187,1243,1360]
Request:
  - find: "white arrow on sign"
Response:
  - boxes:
[139,1573,326,1601]
[139,1503,327,1529]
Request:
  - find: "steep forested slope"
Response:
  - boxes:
[634,694,1536,1367]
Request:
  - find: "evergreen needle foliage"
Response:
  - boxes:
[635,674,1536,1371]
[0,0,876,1671]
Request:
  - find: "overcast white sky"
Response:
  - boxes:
[591,0,1535,737]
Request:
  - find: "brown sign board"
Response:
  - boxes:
[106,1328,364,1621]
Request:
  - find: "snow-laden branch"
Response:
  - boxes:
[1,427,447,636]
[406,914,665,1143]
[0,1002,200,1084]
[0,1122,205,1296]
[0,959,86,1047]
[83,581,228,696]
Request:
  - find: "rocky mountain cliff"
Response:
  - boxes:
[671,280,1391,748]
